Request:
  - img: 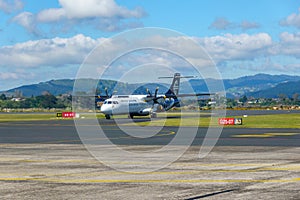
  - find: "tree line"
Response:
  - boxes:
[0,93,72,110]
[1,92,300,111]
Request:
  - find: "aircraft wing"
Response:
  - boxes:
[170,93,214,98]
[95,95,110,100]
[72,95,110,101]
[144,93,214,102]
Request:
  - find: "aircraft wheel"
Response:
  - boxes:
[105,114,111,119]
[128,114,134,119]
[151,113,157,118]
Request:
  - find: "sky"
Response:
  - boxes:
[0,0,300,90]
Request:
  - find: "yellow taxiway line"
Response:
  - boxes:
[232,132,300,138]
[0,177,300,184]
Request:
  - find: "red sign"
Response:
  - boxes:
[218,118,235,125]
[62,112,76,118]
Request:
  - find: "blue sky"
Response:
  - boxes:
[0,0,300,90]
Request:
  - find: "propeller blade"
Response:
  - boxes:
[112,91,117,97]
[154,87,159,97]
[105,88,109,97]
[146,88,152,96]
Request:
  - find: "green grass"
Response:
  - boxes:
[235,114,300,128]
[0,113,56,122]
[125,113,300,129]
[0,112,299,129]
[0,113,107,122]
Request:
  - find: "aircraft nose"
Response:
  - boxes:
[100,104,111,114]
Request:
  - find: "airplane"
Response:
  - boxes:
[99,73,212,119]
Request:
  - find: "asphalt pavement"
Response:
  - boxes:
[0,119,299,146]
[0,116,300,199]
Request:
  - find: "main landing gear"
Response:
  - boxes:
[128,114,134,119]
[151,113,157,118]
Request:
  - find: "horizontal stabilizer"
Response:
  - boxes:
[173,93,214,97]
[158,75,196,79]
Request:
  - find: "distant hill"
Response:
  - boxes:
[4,79,91,97]
[247,80,300,98]
[2,73,300,98]
[2,79,169,97]
[4,79,75,97]
[185,73,300,98]
[223,74,300,97]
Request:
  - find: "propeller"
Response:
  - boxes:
[146,88,152,97]
[145,87,162,104]
[154,87,159,97]
[95,87,116,101]
[105,88,110,98]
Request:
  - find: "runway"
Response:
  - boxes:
[1,118,300,199]
[0,119,299,146]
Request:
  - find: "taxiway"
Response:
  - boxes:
[0,118,299,199]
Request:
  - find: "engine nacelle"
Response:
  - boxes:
[162,98,175,111]
[138,108,152,115]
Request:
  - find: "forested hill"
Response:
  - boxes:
[186,73,300,98]
[247,80,300,98]
[2,79,168,97]
[2,73,300,98]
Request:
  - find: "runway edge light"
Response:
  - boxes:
[56,112,76,119]
[56,112,62,118]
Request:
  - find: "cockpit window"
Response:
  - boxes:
[104,100,118,104]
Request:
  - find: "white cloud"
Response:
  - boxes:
[0,70,36,81]
[37,0,144,22]
[2,32,300,89]
[2,32,299,70]
[240,21,260,30]
[0,34,102,68]
[0,0,23,13]
[254,56,300,73]
[279,32,300,43]
[277,32,300,58]
[280,7,300,28]
[11,12,38,35]
[58,0,144,19]
[36,8,66,23]
[209,18,260,31]
[198,33,273,62]
[13,0,146,34]
[0,72,18,80]
[209,17,234,30]
[206,32,300,74]
[82,33,278,79]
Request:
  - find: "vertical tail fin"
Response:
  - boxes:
[159,73,195,96]
[168,72,181,96]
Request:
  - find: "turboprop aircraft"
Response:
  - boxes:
[100,73,212,119]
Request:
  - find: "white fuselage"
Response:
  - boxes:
[98,73,207,119]
[101,95,153,117]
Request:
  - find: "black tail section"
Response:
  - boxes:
[167,72,180,96]
[159,73,195,97]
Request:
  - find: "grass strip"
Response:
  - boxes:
[0,112,299,129]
